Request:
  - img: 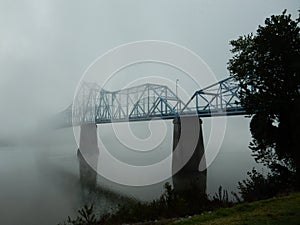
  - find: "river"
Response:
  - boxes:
[0,117,265,225]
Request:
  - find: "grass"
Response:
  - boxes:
[169,192,300,225]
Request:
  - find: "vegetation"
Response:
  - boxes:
[60,205,98,225]
[169,192,300,225]
[228,10,300,188]
[58,184,233,225]
[60,191,300,225]
[233,168,295,202]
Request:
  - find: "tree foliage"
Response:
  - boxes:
[228,10,300,186]
[236,168,295,202]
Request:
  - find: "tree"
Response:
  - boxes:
[228,10,300,189]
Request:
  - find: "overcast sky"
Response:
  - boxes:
[0,0,298,137]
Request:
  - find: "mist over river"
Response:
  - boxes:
[0,117,265,225]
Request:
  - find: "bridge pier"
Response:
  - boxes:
[77,124,99,190]
[172,117,207,194]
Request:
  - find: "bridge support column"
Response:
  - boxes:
[172,117,207,194]
[77,124,99,190]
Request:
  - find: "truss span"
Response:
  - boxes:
[57,77,246,127]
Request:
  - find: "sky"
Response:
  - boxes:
[0,0,299,138]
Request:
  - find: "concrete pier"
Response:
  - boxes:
[172,117,207,194]
[77,119,206,196]
[77,124,99,190]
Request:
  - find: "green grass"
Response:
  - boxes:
[169,193,300,225]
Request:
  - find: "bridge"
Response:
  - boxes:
[58,76,245,127]
[57,76,247,190]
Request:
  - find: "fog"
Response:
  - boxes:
[0,1,298,224]
[0,0,298,139]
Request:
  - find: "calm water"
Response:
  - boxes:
[0,118,265,225]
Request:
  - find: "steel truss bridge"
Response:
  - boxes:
[58,77,246,127]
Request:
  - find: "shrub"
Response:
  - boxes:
[59,205,97,225]
[236,168,296,202]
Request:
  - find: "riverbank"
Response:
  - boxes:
[166,192,300,225]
